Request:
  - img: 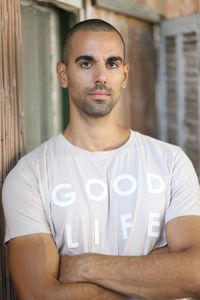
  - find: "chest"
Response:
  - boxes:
[42,154,170,255]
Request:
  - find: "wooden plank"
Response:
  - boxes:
[176,34,184,148]
[158,31,167,141]
[93,0,162,23]
[197,31,200,176]
[0,0,25,298]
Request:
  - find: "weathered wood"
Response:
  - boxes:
[92,0,162,23]
[0,0,25,299]
[135,0,200,19]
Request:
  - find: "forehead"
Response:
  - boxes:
[69,30,124,59]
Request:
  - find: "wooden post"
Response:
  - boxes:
[0,0,25,299]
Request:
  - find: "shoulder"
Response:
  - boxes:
[23,133,63,165]
[3,134,62,188]
[134,131,180,153]
[132,131,198,181]
[133,131,185,163]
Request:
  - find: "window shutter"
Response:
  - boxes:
[159,15,200,177]
[166,35,177,145]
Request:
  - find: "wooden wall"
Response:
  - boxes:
[137,0,200,18]
[85,0,157,137]
[0,1,25,299]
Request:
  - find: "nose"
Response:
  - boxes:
[94,63,107,85]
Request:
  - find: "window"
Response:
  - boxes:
[21,0,76,152]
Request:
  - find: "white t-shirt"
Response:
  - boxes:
[3,130,200,258]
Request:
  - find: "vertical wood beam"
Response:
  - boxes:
[176,34,185,148]
[0,0,25,299]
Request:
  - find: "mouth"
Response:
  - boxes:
[88,90,110,100]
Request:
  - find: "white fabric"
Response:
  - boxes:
[3,130,200,258]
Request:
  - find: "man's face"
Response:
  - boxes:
[62,30,129,118]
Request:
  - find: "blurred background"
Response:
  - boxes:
[1,0,200,299]
[20,0,200,178]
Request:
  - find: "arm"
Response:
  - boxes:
[59,216,200,299]
[8,233,127,300]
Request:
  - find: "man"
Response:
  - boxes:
[2,19,200,300]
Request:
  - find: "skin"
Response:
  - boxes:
[59,216,200,299]
[57,30,130,151]
[8,234,127,300]
[8,29,200,299]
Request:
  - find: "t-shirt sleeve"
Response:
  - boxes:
[2,159,51,244]
[165,148,200,224]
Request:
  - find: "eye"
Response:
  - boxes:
[80,61,92,69]
[107,61,119,69]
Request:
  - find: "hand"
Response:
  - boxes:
[59,253,91,284]
[59,254,129,300]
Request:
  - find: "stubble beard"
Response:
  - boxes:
[71,83,119,118]
[81,97,117,117]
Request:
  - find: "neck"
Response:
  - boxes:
[63,108,130,152]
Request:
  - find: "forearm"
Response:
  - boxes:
[8,234,127,300]
[16,278,127,300]
[55,282,127,300]
[60,249,200,299]
[85,250,200,299]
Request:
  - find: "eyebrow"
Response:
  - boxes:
[75,55,95,63]
[107,56,123,64]
[75,55,123,64]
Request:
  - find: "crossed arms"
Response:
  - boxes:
[8,234,126,300]
[8,215,200,300]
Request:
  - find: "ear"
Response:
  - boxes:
[56,61,68,88]
[122,62,129,89]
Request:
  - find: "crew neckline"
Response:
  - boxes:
[59,129,135,156]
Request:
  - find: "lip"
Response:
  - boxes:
[88,91,110,100]
[89,91,110,96]
[88,93,110,100]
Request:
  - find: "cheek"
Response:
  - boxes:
[68,70,93,91]
[111,69,124,82]
[67,72,82,89]
[67,77,90,100]
[110,72,124,92]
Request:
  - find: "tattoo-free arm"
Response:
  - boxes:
[8,233,127,300]
[59,216,200,299]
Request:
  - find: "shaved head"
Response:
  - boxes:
[62,19,126,65]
